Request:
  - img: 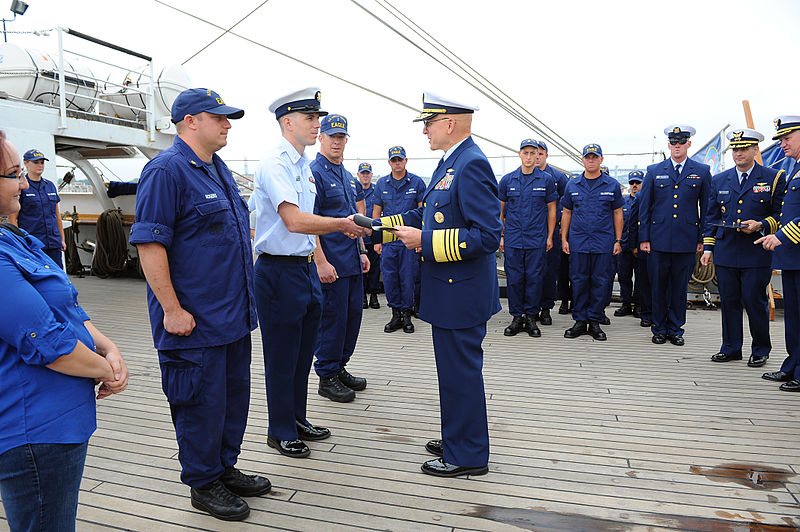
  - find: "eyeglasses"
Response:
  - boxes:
[0,168,25,182]
[423,117,450,128]
[669,139,688,146]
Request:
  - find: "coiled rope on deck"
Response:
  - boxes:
[91,209,128,278]
[690,251,716,286]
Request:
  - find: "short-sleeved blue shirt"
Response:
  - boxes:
[541,164,569,222]
[130,136,257,350]
[311,153,364,277]
[562,173,624,253]
[498,167,557,249]
[17,177,62,249]
[0,226,96,454]
[362,183,377,217]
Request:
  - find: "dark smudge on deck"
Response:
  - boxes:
[690,463,796,491]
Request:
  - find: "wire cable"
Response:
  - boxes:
[182,0,272,65]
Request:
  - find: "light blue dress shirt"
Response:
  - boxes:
[251,136,317,256]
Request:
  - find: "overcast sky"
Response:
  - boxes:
[6,0,800,179]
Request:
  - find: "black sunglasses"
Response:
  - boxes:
[669,139,688,146]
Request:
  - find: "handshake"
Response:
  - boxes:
[340,214,374,239]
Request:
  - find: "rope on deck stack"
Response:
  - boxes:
[690,251,716,286]
[91,209,128,278]
[63,226,84,275]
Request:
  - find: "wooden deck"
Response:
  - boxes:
[3,275,800,531]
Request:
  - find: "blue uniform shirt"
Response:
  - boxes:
[311,153,364,277]
[17,176,62,249]
[251,136,317,256]
[0,227,96,455]
[541,164,569,222]
[362,183,378,218]
[130,136,257,350]
[774,164,800,270]
[563,173,624,253]
[373,171,426,241]
[498,167,557,249]
[620,195,638,250]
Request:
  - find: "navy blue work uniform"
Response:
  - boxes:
[562,173,624,323]
[638,158,711,336]
[498,167,557,317]
[130,136,257,488]
[617,194,638,305]
[311,153,365,379]
[361,182,381,296]
[376,137,501,468]
[704,164,785,359]
[373,172,426,311]
[17,177,63,268]
[540,165,569,311]
[773,162,800,380]
[629,197,652,320]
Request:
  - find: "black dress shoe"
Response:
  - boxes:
[564,321,587,338]
[421,458,488,478]
[640,319,653,327]
[338,368,366,391]
[762,371,792,382]
[384,308,403,333]
[614,303,633,317]
[191,479,249,521]
[600,314,611,325]
[668,335,685,346]
[539,308,552,325]
[747,355,769,368]
[558,301,571,314]
[527,318,541,337]
[362,294,368,309]
[425,439,443,456]
[780,379,800,392]
[219,467,271,497]
[652,334,667,344]
[369,293,380,309]
[711,352,742,362]
[504,315,526,336]
[296,420,331,441]
[319,375,355,402]
[588,322,607,341]
[267,436,310,458]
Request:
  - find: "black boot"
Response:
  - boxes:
[504,315,526,336]
[338,368,367,391]
[526,315,541,337]
[362,293,368,309]
[539,308,552,325]
[600,313,611,325]
[614,303,633,317]
[564,321,587,338]
[402,310,415,333]
[369,293,380,309]
[191,479,250,521]
[558,300,571,314]
[588,322,607,341]
[632,305,640,318]
[318,375,355,402]
[384,308,403,333]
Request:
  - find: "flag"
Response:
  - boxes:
[761,141,795,174]
[690,130,725,174]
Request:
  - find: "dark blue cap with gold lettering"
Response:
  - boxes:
[171,88,244,123]
[388,146,406,160]
[321,114,348,135]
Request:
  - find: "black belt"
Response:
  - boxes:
[260,253,314,264]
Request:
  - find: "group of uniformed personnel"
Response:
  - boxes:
[128,82,800,523]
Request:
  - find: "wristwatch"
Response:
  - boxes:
[615,239,623,243]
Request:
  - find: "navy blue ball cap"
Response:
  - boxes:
[23,149,48,162]
[519,138,537,150]
[171,88,244,124]
[358,162,372,173]
[536,140,548,152]
[582,144,603,157]
[388,146,406,160]
[664,124,695,139]
[269,87,328,120]
[321,114,348,136]
[772,116,800,140]
[628,170,644,183]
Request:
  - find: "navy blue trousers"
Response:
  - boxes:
[382,243,419,310]
[363,245,381,294]
[43,247,63,269]
[255,256,321,441]
[540,242,561,311]
[716,265,772,357]
[504,246,546,316]
[648,251,695,336]
[570,252,613,323]
[636,252,652,320]
[779,270,800,379]
[618,250,636,303]
[0,442,87,532]
[158,335,251,487]
[431,324,489,468]
[558,250,571,303]
[315,273,363,378]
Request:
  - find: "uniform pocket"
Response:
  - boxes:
[194,199,235,247]
[158,348,204,406]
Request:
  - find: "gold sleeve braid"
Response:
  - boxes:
[703,237,715,246]
[431,228,462,262]
[781,220,800,244]
[379,215,403,243]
